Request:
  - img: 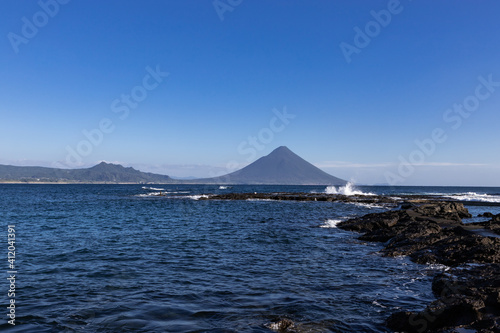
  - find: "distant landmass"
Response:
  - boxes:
[0,147,346,185]
[0,162,171,183]
[192,146,347,185]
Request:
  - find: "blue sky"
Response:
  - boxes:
[1,0,500,185]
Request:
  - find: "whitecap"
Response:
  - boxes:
[186,195,210,200]
[246,198,274,202]
[320,219,343,228]
[348,202,388,209]
[372,300,387,309]
[444,192,500,203]
[142,186,165,191]
[135,192,165,197]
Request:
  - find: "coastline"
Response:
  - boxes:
[337,201,500,332]
[199,191,500,331]
[2,185,499,331]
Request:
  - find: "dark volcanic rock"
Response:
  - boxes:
[267,318,296,332]
[468,218,500,236]
[337,210,404,233]
[338,202,500,266]
[387,264,500,332]
[203,192,400,206]
[338,201,500,332]
[412,202,472,221]
[384,226,500,266]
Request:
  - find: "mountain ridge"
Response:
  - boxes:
[0,147,347,185]
[0,162,172,183]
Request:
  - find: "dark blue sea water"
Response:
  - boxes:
[1,184,499,332]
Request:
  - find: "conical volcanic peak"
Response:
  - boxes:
[203,146,346,185]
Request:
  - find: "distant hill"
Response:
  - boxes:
[193,146,347,185]
[0,147,346,185]
[0,162,172,183]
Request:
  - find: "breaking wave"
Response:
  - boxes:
[444,192,500,203]
[136,192,165,197]
[320,219,343,228]
[349,202,388,209]
[142,186,165,191]
[325,182,375,196]
[185,194,210,200]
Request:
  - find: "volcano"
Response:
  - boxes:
[198,146,346,185]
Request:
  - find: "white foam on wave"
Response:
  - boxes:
[444,192,500,203]
[142,186,165,191]
[349,202,387,209]
[135,192,165,197]
[445,192,500,202]
[325,182,375,196]
[425,263,450,271]
[246,198,273,202]
[320,219,343,228]
[372,300,387,309]
[186,195,210,200]
[219,186,231,189]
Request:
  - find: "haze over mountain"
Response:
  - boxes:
[194,146,347,185]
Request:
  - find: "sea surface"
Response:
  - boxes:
[1,184,500,332]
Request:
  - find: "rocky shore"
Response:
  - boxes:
[338,202,500,332]
[202,192,500,332]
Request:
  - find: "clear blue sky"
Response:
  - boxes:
[1,0,499,186]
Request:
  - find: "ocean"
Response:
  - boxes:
[1,184,500,332]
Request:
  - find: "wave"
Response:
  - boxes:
[320,219,343,228]
[444,192,500,203]
[246,198,273,202]
[142,186,165,191]
[219,186,231,190]
[324,182,375,196]
[185,194,210,200]
[135,192,165,197]
[348,202,388,209]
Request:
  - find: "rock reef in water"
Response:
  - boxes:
[202,192,500,331]
[337,202,500,332]
[338,202,500,266]
[386,264,500,332]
